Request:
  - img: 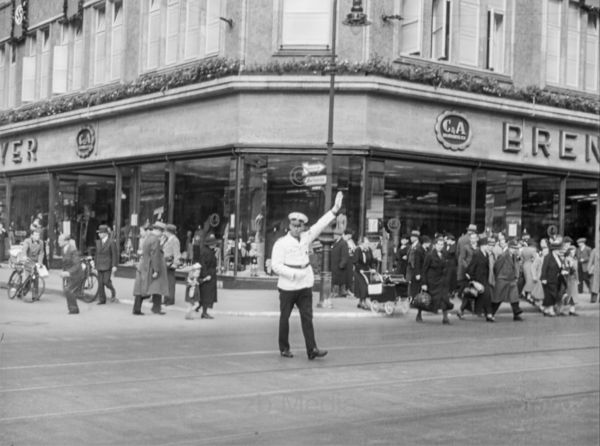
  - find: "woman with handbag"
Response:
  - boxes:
[418,236,451,324]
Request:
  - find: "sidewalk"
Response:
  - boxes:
[1,264,597,319]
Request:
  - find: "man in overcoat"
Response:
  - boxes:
[197,234,219,319]
[331,228,349,297]
[491,239,524,321]
[406,230,425,298]
[457,224,478,291]
[132,222,168,315]
[162,223,181,306]
[540,237,567,316]
[94,224,118,304]
[463,237,495,322]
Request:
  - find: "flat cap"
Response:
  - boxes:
[467,224,478,232]
[577,237,586,244]
[97,224,109,234]
[165,223,177,233]
[288,212,308,224]
[410,229,421,237]
[152,221,166,231]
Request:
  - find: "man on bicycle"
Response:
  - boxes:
[22,227,44,301]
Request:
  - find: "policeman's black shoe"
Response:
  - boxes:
[415,313,423,323]
[513,314,524,322]
[308,348,327,360]
[201,313,213,319]
[97,301,106,305]
[132,311,144,316]
[442,318,451,325]
[280,350,294,358]
[68,310,79,315]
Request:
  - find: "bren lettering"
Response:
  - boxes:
[502,123,599,163]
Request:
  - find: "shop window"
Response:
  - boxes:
[383,160,472,243]
[458,0,480,67]
[172,158,234,272]
[140,163,168,228]
[475,170,560,243]
[280,0,331,50]
[9,174,49,246]
[400,0,422,56]
[565,178,597,244]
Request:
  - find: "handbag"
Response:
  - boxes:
[37,264,49,278]
[411,291,433,310]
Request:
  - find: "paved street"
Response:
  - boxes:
[0,268,598,446]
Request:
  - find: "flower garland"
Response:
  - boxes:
[1,57,598,126]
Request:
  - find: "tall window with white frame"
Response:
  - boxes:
[185,0,201,59]
[486,0,505,72]
[458,0,480,67]
[545,0,561,84]
[52,23,69,95]
[40,28,51,99]
[0,44,5,109]
[584,14,599,92]
[73,25,84,90]
[400,0,422,56]
[147,0,161,70]
[431,0,451,60]
[7,45,16,108]
[205,0,221,55]
[111,0,124,79]
[280,0,331,50]
[566,1,581,87]
[166,0,180,65]
[22,34,37,102]
[95,4,107,84]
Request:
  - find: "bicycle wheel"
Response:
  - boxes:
[81,272,99,303]
[7,271,22,299]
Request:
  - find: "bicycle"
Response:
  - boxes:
[7,261,46,302]
[62,256,99,303]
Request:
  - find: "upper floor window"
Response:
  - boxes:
[280,0,331,50]
[143,0,222,72]
[22,34,37,102]
[400,0,422,56]
[94,4,107,84]
[0,44,6,110]
[545,0,598,91]
[40,28,51,99]
[431,0,451,60]
[457,0,480,67]
[111,0,124,79]
[486,0,505,72]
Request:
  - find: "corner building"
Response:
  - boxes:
[0,0,598,281]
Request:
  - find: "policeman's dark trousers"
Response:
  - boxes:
[96,270,115,303]
[164,269,176,305]
[278,287,316,354]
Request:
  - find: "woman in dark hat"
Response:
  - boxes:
[196,233,219,318]
[419,236,451,324]
[540,237,566,317]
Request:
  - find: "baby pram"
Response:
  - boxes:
[360,270,409,316]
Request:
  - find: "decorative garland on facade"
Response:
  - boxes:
[1,57,598,126]
[60,0,84,27]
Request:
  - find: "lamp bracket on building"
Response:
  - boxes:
[381,14,404,23]
[219,17,233,28]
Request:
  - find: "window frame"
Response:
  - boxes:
[278,0,333,52]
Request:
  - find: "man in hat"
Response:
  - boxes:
[540,237,568,316]
[94,224,118,305]
[491,238,524,321]
[22,227,45,301]
[406,230,425,299]
[575,237,591,294]
[462,237,496,322]
[331,227,349,298]
[162,223,181,306]
[457,224,478,292]
[132,221,169,315]
[271,191,343,360]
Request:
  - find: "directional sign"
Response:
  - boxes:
[302,162,326,175]
[304,175,327,186]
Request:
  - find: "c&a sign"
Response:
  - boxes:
[434,111,472,151]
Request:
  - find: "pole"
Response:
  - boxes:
[318,0,338,308]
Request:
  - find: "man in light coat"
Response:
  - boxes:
[162,223,181,306]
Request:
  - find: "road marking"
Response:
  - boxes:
[0,362,597,423]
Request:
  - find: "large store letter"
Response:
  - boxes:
[532,128,551,158]
[559,131,577,160]
[503,123,522,153]
[587,135,600,163]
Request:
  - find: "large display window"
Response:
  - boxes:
[9,174,49,245]
[565,178,598,245]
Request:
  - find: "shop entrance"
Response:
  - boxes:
[56,168,116,256]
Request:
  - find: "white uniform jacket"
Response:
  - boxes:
[271,211,336,291]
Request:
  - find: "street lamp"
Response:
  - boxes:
[318,0,370,309]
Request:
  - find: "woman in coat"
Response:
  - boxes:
[491,239,524,321]
[588,246,599,303]
[419,237,451,324]
[528,243,546,310]
[353,237,376,310]
[197,234,219,318]
[462,237,495,322]
[132,222,168,315]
